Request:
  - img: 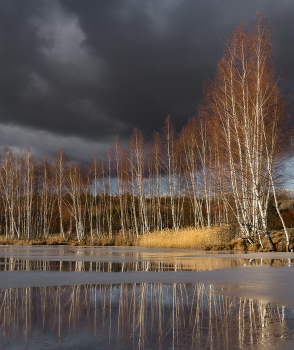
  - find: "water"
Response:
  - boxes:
[0,246,294,349]
[1,283,294,350]
[0,257,293,272]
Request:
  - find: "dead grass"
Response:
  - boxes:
[0,227,292,252]
[138,225,234,250]
[0,233,136,247]
[138,227,294,252]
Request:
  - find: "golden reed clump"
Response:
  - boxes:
[138,225,232,249]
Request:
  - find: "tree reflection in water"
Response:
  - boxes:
[0,257,293,272]
[0,283,293,349]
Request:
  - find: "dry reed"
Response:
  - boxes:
[0,228,292,252]
[0,233,136,247]
[138,225,233,249]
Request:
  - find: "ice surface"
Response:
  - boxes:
[0,245,294,308]
[1,245,294,349]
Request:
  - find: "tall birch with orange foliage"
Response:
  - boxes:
[206,13,289,250]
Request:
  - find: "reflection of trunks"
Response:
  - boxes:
[1,257,294,271]
[0,283,293,349]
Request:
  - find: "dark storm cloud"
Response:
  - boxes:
[0,0,293,160]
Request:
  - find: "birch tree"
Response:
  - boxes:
[128,128,149,234]
[53,149,67,238]
[207,14,287,250]
[64,162,85,242]
[162,117,184,232]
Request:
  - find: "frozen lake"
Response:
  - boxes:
[0,246,294,349]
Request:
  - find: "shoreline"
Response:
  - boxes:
[0,227,293,252]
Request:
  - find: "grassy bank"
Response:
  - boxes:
[138,226,294,252]
[0,226,293,252]
[0,234,135,247]
[138,226,233,250]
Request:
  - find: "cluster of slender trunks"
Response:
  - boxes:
[0,14,291,251]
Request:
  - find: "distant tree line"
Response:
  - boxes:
[0,131,227,243]
[0,14,292,250]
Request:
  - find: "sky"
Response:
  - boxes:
[0,0,294,161]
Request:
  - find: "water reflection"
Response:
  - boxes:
[0,283,293,350]
[0,257,293,272]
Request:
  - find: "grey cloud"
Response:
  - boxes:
[0,0,293,160]
[0,123,109,161]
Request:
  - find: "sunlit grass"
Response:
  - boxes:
[138,225,233,249]
[0,227,292,252]
[0,233,135,247]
